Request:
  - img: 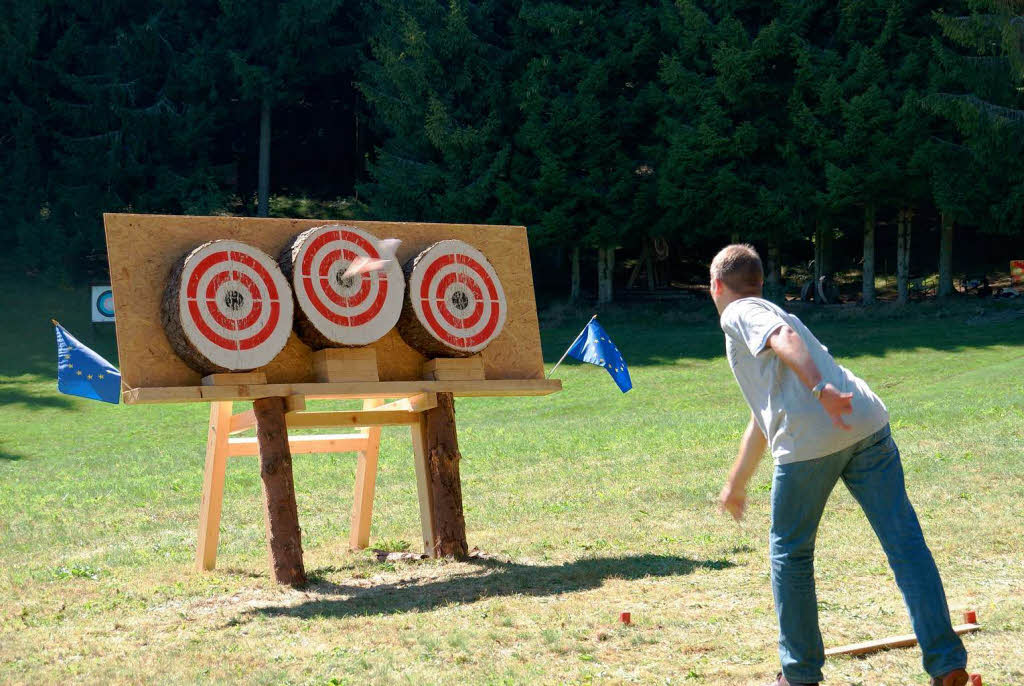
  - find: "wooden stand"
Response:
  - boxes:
[194,373,472,580]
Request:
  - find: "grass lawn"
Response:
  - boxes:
[1,274,1023,685]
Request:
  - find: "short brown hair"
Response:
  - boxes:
[710,244,763,295]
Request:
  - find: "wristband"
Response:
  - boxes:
[811,380,827,399]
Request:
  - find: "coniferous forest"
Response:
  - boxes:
[2,0,1022,301]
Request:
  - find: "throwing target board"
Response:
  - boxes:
[280,225,404,349]
[103,214,548,395]
[398,240,508,357]
[161,240,294,374]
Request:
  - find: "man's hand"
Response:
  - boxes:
[819,383,853,430]
[719,482,746,521]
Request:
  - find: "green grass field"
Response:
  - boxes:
[1,275,1023,685]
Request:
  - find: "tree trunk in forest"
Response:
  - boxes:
[254,397,306,586]
[897,209,913,304]
[938,212,954,298]
[863,205,876,305]
[570,246,580,302]
[420,393,468,558]
[597,247,614,305]
[766,243,783,303]
[258,98,272,217]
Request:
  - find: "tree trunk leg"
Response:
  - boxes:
[938,212,954,298]
[196,401,232,571]
[418,392,467,558]
[253,396,306,586]
[863,205,876,305]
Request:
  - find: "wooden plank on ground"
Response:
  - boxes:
[826,623,981,657]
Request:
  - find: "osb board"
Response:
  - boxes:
[103,213,546,392]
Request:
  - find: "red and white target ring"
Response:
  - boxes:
[172,240,293,371]
[404,240,507,355]
[284,226,405,347]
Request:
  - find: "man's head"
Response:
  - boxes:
[710,244,763,314]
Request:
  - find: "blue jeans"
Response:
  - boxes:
[770,425,967,683]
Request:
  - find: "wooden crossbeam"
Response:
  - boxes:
[286,410,418,428]
[374,393,438,413]
[228,433,369,457]
[826,623,981,657]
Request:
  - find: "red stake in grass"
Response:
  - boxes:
[619,612,631,626]
[964,609,978,624]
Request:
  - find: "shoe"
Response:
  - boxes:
[931,669,969,686]
[768,673,819,686]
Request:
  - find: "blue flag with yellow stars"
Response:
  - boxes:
[54,321,121,404]
[566,318,632,393]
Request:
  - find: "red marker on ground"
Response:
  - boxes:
[619,612,631,625]
[963,609,978,624]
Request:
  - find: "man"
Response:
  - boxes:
[710,244,968,686]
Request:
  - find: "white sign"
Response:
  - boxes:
[91,286,115,322]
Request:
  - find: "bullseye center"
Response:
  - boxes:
[223,290,245,311]
[335,268,357,291]
[451,290,470,311]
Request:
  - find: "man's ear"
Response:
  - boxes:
[710,277,723,296]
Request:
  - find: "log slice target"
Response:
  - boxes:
[161,240,293,374]
[279,225,405,350]
[398,240,508,357]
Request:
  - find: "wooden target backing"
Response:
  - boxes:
[280,225,404,349]
[103,214,546,394]
[161,240,293,374]
[398,240,507,357]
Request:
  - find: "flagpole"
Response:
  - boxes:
[546,314,598,379]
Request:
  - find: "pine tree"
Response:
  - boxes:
[926,0,1024,296]
[500,1,665,304]
[357,0,515,224]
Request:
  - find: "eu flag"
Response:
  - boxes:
[566,318,632,393]
[54,321,121,404]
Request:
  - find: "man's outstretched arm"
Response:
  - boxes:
[766,325,854,430]
[719,413,767,521]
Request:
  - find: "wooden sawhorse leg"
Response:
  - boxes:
[196,401,232,571]
[349,398,385,551]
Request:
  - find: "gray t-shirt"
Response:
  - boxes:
[721,297,889,464]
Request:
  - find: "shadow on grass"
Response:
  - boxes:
[0,386,74,410]
[252,554,734,620]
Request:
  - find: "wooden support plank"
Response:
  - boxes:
[286,410,418,428]
[349,398,385,551]
[826,623,981,657]
[125,379,563,404]
[202,372,268,386]
[313,348,379,382]
[420,392,467,558]
[229,410,257,435]
[422,356,485,381]
[254,397,306,586]
[196,401,233,571]
[373,393,437,413]
[228,433,368,457]
[410,414,437,557]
